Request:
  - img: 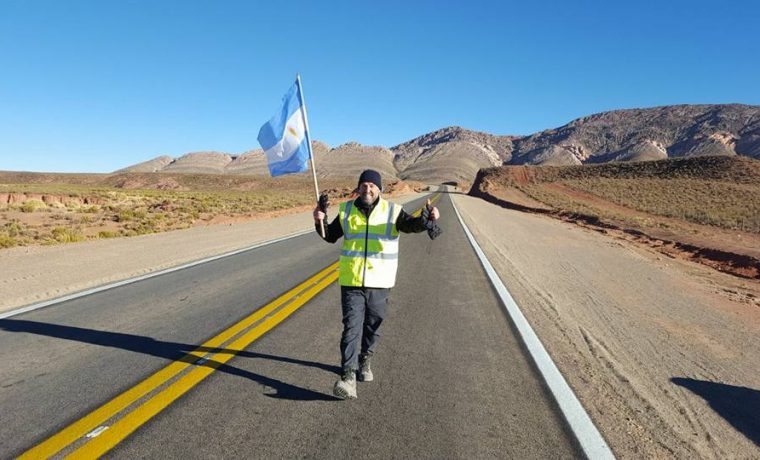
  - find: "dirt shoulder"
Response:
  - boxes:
[1,192,426,314]
[452,193,760,459]
[475,184,760,281]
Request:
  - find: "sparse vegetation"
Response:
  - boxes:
[564,178,760,232]
[478,155,760,234]
[51,226,85,243]
[0,235,17,248]
[19,200,46,213]
[0,172,356,248]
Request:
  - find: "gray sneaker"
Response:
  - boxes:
[333,369,357,399]
[358,354,373,382]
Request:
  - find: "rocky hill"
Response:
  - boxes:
[391,126,516,183]
[314,142,398,181]
[117,155,174,173]
[509,104,760,165]
[117,104,760,182]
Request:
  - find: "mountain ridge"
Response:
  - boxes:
[118,104,760,182]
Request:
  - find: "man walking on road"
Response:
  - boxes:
[313,169,440,399]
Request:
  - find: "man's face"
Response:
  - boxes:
[358,182,380,205]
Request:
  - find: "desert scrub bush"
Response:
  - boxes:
[0,234,17,248]
[83,205,100,213]
[116,209,135,222]
[77,215,95,224]
[142,214,167,230]
[20,200,46,213]
[51,226,85,243]
[123,215,162,235]
[4,220,23,237]
[97,230,118,239]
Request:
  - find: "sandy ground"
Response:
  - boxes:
[452,193,760,459]
[4,191,759,458]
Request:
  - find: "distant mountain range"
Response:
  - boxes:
[118,104,760,183]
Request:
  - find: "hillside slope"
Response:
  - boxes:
[117,104,760,183]
[470,155,760,279]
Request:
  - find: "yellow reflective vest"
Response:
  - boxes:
[338,197,402,288]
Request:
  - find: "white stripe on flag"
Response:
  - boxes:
[263,106,305,164]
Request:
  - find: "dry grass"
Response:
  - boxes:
[0,172,357,248]
[563,178,760,232]
[478,155,760,233]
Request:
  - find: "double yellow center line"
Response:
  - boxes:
[21,261,339,459]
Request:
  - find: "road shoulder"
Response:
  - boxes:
[452,192,760,459]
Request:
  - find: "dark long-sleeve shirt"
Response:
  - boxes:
[315,197,427,243]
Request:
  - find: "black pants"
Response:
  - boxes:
[340,286,389,372]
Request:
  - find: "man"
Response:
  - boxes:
[313,169,440,399]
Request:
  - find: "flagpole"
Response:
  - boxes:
[295,73,324,238]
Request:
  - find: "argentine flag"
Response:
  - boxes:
[257,81,311,177]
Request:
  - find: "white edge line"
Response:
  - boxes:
[0,228,314,320]
[450,196,615,460]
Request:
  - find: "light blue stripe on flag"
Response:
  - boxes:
[257,81,311,177]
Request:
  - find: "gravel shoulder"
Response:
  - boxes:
[452,192,760,459]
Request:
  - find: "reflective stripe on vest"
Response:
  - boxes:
[338,197,402,288]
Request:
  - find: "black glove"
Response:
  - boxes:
[318,193,330,212]
[421,207,443,240]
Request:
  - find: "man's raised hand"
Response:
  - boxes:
[425,199,440,221]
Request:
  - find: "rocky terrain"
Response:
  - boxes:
[117,104,760,183]
[390,126,515,183]
[509,104,760,165]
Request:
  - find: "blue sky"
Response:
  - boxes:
[1,0,758,173]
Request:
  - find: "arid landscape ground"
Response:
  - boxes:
[0,171,422,248]
[4,104,760,458]
[453,193,760,459]
[3,174,759,458]
[470,156,760,282]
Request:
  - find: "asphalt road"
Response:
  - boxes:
[0,193,583,459]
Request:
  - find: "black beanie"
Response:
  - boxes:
[358,169,382,191]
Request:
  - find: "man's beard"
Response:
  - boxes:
[360,193,373,205]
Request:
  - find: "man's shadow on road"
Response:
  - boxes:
[0,319,340,401]
[672,377,760,447]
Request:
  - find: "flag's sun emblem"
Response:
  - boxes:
[288,126,298,137]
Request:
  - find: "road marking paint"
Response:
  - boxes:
[67,269,339,459]
[450,196,615,460]
[84,426,108,439]
[411,191,442,218]
[0,228,315,320]
[19,261,339,460]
